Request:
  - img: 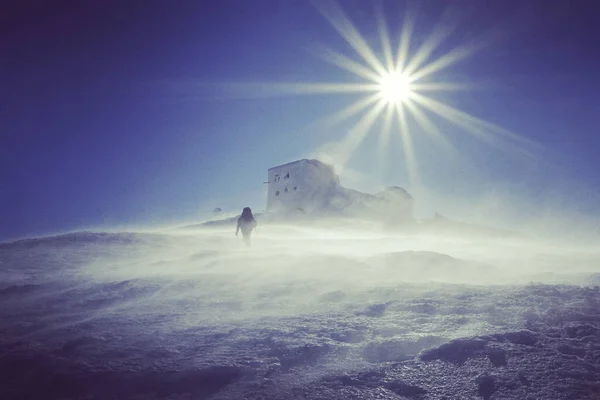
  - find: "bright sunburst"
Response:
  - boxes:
[377,71,412,105]
[221,0,536,183]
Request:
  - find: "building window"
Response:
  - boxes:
[284,188,288,192]
[284,172,290,179]
[293,186,297,191]
[275,191,280,196]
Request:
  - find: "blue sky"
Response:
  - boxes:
[2,0,600,241]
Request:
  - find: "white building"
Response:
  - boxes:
[267,159,339,214]
[266,159,413,222]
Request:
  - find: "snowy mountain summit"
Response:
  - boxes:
[267,159,413,223]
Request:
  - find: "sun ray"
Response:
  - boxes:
[316,46,382,82]
[376,103,395,176]
[410,92,503,146]
[375,2,394,72]
[410,82,475,92]
[271,82,381,95]
[407,40,487,83]
[312,0,387,76]
[410,92,531,145]
[313,93,382,129]
[403,8,460,76]
[396,103,419,184]
[403,98,460,158]
[333,99,387,168]
[220,82,381,97]
[395,5,414,73]
[410,92,539,159]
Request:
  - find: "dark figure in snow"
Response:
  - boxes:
[236,207,257,246]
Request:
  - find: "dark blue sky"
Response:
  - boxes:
[2,0,600,241]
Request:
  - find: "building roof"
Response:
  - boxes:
[268,159,332,171]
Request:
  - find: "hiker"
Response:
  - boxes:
[236,207,257,246]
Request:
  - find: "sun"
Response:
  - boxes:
[378,71,412,105]
[218,0,535,183]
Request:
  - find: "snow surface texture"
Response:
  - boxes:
[2,225,600,399]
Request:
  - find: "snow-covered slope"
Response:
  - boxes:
[1,227,600,399]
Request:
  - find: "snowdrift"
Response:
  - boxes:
[1,228,600,399]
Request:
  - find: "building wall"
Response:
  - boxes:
[266,161,305,213]
[266,159,338,214]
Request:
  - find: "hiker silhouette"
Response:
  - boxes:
[236,207,257,246]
